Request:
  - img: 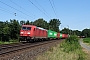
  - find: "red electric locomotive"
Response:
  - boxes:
[19,25,47,42]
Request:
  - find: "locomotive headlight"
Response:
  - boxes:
[21,32,23,34]
[27,32,30,34]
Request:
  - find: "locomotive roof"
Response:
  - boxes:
[22,25,47,31]
[36,27,47,31]
[22,25,36,27]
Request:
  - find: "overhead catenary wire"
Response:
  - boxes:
[0,7,12,15]
[49,0,58,18]
[51,0,58,18]
[0,7,27,20]
[0,7,28,20]
[0,0,35,19]
[34,0,52,18]
[28,0,50,19]
[9,0,37,18]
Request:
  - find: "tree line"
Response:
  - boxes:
[0,18,90,42]
[61,28,90,38]
[0,18,60,41]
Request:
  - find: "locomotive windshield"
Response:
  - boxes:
[22,27,31,30]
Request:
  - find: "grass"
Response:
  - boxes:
[0,39,19,45]
[83,38,90,46]
[82,48,90,60]
[36,35,88,60]
[83,38,90,43]
[37,43,87,60]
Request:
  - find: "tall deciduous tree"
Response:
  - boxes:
[0,21,4,41]
[33,18,49,29]
[0,21,4,34]
[49,19,61,32]
[81,29,90,37]
[61,28,69,34]
[72,30,81,36]
[9,19,20,39]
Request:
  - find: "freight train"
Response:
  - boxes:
[19,25,68,42]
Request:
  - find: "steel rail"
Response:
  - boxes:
[0,40,62,55]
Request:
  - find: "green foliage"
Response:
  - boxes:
[3,26,10,34]
[0,21,10,41]
[33,18,49,29]
[0,21,4,34]
[78,53,85,60]
[65,35,79,43]
[37,38,87,60]
[61,28,82,36]
[59,35,86,60]
[0,19,20,42]
[73,30,81,36]
[9,19,20,39]
[83,38,90,43]
[0,39,19,45]
[32,18,61,32]
[25,20,31,25]
[81,29,90,37]
[60,28,90,38]
[49,19,61,32]
[20,20,25,26]
[61,35,81,53]
[61,28,70,34]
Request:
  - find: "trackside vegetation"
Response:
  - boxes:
[0,39,19,44]
[37,35,88,60]
[83,38,90,43]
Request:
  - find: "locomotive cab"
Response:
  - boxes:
[19,25,36,42]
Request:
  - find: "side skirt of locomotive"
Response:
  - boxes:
[19,36,48,42]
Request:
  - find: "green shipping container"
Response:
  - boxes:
[60,33,63,38]
[47,30,57,38]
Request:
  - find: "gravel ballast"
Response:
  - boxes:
[0,40,63,60]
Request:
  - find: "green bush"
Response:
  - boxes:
[59,35,86,60]
[60,35,81,53]
[65,35,79,43]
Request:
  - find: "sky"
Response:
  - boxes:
[0,0,90,31]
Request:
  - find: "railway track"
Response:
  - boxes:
[0,39,63,57]
[0,43,31,55]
